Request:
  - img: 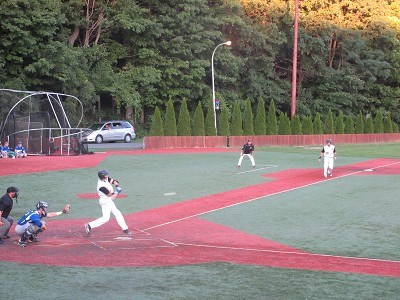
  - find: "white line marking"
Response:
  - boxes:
[175,242,400,264]
[237,165,277,174]
[144,161,400,231]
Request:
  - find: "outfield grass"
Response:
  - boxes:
[1,144,399,299]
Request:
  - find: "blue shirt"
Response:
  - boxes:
[17,210,43,227]
[14,145,26,153]
[0,145,11,153]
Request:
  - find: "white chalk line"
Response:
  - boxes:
[143,161,400,231]
[237,165,277,174]
[174,242,400,264]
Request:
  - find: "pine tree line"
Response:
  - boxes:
[149,99,399,136]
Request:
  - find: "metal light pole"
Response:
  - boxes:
[211,41,232,131]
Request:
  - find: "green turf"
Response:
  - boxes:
[1,144,399,299]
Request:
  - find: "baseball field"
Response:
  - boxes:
[0,143,399,299]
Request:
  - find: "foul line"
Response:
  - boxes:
[237,165,277,174]
[174,242,400,264]
[144,161,400,231]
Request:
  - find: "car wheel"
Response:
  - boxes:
[95,135,103,144]
[124,134,132,143]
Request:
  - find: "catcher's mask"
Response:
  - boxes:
[98,169,109,179]
[7,186,19,199]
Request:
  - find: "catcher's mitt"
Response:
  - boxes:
[62,204,71,214]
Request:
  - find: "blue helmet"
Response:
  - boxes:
[98,169,109,179]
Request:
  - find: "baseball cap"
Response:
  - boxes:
[326,139,332,143]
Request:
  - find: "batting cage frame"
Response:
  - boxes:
[0,89,90,155]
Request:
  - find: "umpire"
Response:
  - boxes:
[0,186,19,244]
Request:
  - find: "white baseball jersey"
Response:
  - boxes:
[322,144,336,158]
[97,179,113,199]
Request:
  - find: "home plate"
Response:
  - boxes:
[114,237,133,241]
[364,169,374,172]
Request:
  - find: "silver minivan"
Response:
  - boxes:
[82,120,136,143]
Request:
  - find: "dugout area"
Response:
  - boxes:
[0,148,399,299]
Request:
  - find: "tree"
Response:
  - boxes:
[313,113,323,134]
[254,97,266,135]
[291,115,302,135]
[177,99,191,136]
[344,115,355,134]
[325,109,335,134]
[278,113,291,135]
[205,101,217,136]
[374,110,384,133]
[383,114,393,133]
[335,111,345,134]
[230,101,243,136]
[192,101,205,136]
[217,100,229,136]
[164,98,177,136]
[266,100,278,135]
[149,107,164,136]
[355,112,364,134]
[243,98,254,135]
[365,115,374,133]
[302,116,314,134]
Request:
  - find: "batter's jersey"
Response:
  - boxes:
[97,179,114,199]
[321,144,336,158]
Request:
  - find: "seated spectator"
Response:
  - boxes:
[0,141,15,159]
[14,141,27,158]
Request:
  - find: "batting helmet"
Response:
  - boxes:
[98,169,109,179]
[6,186,19,198]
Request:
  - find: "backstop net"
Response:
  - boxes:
[0,89,88,155]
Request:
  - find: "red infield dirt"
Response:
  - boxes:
[1,150,399,278]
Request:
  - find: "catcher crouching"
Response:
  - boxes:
[15,201,70,247]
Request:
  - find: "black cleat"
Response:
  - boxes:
[123,229,132,235]
[84,223,91,236]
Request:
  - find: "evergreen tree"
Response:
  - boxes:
[344,115,355,134]
[355,112,364,134]
[217,99,229,136]
[192,101,205,136]
[164,98,177,136]
[365,115,374,133]
[335,111,345,134]
[313,113,323,134]
[302,116,314,134]
[243,98,254,135]
[291,115,302,135]
[383,115,393,133]
[325,109,335,134]
[177,99,191,136]
[254,97,266,135]
[278,112,291,135]
[392,122,399,133]
[374,110,384,133]
[149,107,164,136]
[230,101,243,136]
[266,100,278,135]
[205,101,217,136]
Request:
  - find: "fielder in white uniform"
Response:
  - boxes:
[84,169,131,236]
[319,139,336,178]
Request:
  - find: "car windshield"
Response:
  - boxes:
[88,123,104,130]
